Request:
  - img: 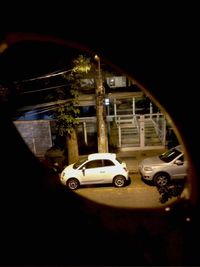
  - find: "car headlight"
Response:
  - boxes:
[61,171,65,179]
[144,166,153,171]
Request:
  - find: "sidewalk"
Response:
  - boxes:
[117,148,166,174]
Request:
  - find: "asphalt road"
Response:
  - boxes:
[74,174,178,209]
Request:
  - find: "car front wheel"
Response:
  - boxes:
[67,178,79,190]
[154,173,169,187]
[113,175,126,187]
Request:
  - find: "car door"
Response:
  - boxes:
[78,159,104,185]
[170,155,187,179]
[101,159,116,183]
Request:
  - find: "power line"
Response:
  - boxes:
[17,99,70,112]
[15,68,73,83]
[20,83,68,94]
[17,105,59,117]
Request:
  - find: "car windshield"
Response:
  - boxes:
[159,147,182,163]
[116,157,123,164]
[73,156,88,169]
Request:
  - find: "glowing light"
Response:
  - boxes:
[0,43,8,54]
[94,54,100,61]
[165,207,171,212]
[185,217,191,222]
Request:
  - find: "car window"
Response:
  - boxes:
[84,160,103,169]
[73,156,88,169]
[177,155,184,162]
[159,147,182,163]
[103,159,115,167]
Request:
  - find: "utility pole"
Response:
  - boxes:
[94,54,108,153]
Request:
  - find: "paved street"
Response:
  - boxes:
[75,173,178,209]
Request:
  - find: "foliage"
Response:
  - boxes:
[55,103,80,136]
[54,55,92,136]
[44,145,67,169]
[157,182,185,203]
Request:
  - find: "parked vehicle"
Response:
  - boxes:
[138,145,187,186]
[60,153,129,190]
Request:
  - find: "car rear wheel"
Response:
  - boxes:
[113,175,126,187]
[67,178,79,190]
[154,173,169,187]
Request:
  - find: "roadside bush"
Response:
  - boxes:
[44,146,67,170]
[109,121,119,152]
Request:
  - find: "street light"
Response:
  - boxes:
[94,54,101,82]
[94,54,103,94]
[94,54,108,152]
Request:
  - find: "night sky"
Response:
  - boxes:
[0,38,92,113]
[0,40,83,82]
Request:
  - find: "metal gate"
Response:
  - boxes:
[113,113,166,150]
[78,113,166,151]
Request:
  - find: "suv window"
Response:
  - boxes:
[177,155,184,162]
[159,147,182,163]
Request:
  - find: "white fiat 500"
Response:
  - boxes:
[60,153,129,190]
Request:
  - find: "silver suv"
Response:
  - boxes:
[138,145,187,186]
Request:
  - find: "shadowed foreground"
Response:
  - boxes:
[0,106,197,266]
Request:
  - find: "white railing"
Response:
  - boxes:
[78,113,166,149]
[150,113,166,145]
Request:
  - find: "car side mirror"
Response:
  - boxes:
[175,159,183,165]
[82,166,86,176]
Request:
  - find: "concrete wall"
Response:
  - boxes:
[14,120,52,158]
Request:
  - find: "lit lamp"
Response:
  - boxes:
[94,54,102,90]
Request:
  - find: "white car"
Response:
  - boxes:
[60,153,130,190]
[138,145,188,186]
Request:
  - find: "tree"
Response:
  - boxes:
[54,54,112,162]
[54,55,91,164]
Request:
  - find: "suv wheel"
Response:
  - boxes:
[67,178,79,190]
[154,173,169,187]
